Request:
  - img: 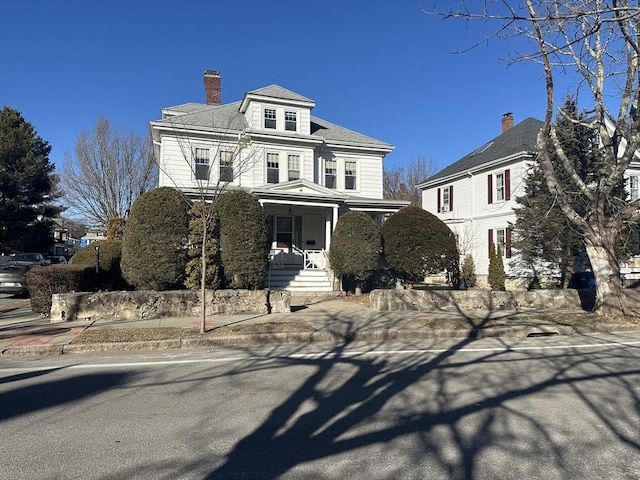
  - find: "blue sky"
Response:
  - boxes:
[0,0,571,177]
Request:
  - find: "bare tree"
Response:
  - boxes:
[154,113,259,333]
[422,1,640,318]
[61,117,157,227]
[384,156,437,206]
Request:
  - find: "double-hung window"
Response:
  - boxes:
[219,150,234,183]
[489,227,512,258]
[325,159,337,189]
[288,154,300,181]
[630,175,639,201]
[495,173,505,201]
[267,152,280,183]
[285,111,297,132]
[488,169,511,203]
[264,108,276,129]
[438,186,453,213]
[194,147,210,181]
[345,160,357,190]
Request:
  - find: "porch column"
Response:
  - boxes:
[325,208,332,251]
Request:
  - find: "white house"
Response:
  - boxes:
[417,113,640,288]
[150,70,408,291]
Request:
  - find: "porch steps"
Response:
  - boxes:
[267,268,333,292]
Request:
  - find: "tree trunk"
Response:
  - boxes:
[584,233,626,319]
[200,219,207,334]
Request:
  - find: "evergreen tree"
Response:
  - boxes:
[512,95,616,287]
[0,107,61,254]
[488,245,506,291]
[461,254,477,288]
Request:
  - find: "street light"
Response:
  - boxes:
[95,243,100,274]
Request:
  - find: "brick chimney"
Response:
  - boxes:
[502,112,514,133]
[204,70,221,105]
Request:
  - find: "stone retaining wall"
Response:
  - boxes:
[370,288,640,314]
[50,289,290,323]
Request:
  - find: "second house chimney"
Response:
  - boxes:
[204,70,221,105]
[502,112,514,133]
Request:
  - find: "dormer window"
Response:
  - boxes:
[285,111,297,131]
[264,108,276,129]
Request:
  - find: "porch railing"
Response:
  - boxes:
[269,247,327,270]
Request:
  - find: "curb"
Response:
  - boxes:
[3,323,638,357]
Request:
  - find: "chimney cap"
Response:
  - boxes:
[502,112,513,118]
[204,69,220,77]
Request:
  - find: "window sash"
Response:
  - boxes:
[194,147,210,180]
[325,159,337,189]
[220,151,234,182]
[288,154,300,181]
[496,229,506,257]
[345,160,356,190]
[496,173,505,201]
[631,176,639,201]
[264,108,276,129]
[267,153,279,183]
[285,111,297,131]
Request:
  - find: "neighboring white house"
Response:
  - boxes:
[417,113,640,288]
[150,70,408,291]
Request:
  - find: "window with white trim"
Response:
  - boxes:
[437,186,453,213]
[630,175,639,201]
[488,169,511,203]
[345,160,357,190]
[496,173,505,201]
[489,227,512,258]
[194,147,210,180]
[285,111,297,132]
[219,150,234,183]
[325,159,337,189]
[288,154,300,181]
[267,152,279,183]
[264,108,276,129]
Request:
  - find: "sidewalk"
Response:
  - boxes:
[1,296,638,357]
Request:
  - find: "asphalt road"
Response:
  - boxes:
[1,333,639,480]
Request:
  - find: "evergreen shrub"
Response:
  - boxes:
[27,264,95,314]
[488,245,506,291]
[70,239,126,290]
[121,187,190,291]
[329,211,380,292]
[185,201,221,290]
[381,206,459,286]
[217,190,269,289]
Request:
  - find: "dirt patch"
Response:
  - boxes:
[72,321,316,344]
[341,294,370,307]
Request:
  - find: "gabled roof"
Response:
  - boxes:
[421,117,544,186]
[246,84,315,104]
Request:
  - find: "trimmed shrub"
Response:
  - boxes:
[329,211,380,292]
[69,239,126,290]
[381,206,458,285]
[121,187,190,291]
[27,264,95,314]
[217,190,269,289]
[461,254,477,288]
[488,245,506,291]
[185,201,221,290]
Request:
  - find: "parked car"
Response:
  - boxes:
[0,263,36,296]
[8,252,48,266]
[47,255,68,264]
